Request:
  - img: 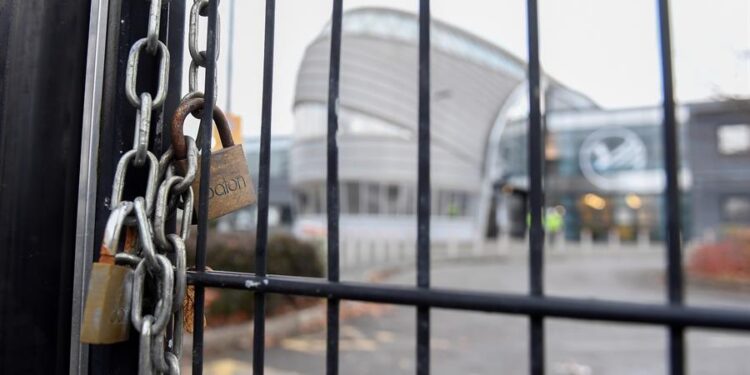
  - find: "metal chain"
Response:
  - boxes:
[97,0,201,373]
[104,0,220,372]
[184,0,220,109]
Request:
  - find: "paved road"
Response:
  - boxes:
[199,252,750,374]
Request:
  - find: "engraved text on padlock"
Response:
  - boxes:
[172,98,256,219]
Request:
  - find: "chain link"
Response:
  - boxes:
[134,93,153,166]
[101,201,134,255]
[146,0,164,53]
[138,316,154,375]
[184,0,220,110]
[126,38,170,109]
[111,150,159,219]
[154,177,188,250]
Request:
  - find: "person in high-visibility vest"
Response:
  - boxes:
[546,208,563,234]
[527,206,565,243]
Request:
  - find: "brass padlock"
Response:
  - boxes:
[80,202,134,344]
[171,97,256,220]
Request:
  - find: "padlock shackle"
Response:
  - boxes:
[171,97,234,160]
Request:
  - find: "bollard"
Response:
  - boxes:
[608,229,621,250]
[637,229,650,251]
[581,229,593,252]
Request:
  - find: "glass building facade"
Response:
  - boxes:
[495,107,692,242]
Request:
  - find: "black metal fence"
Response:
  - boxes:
[182,1,750,375]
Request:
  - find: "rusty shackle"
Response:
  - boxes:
[171,97,234,160]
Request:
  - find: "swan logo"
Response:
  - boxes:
[579,128,647,190]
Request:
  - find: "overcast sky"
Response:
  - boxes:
[184,0,750,137]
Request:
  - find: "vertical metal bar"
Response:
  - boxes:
[226,0,236,113]
[70,0,110,372]
[417,0,431,374]
[657,0,684,374]
[253,1,276,374]
[326,1,343,374]
[163,0,186,137]
[526,0,545,374]
[159,0,186,155]
[192,0,220,374]
[162,0,187,350]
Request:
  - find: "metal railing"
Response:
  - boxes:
[182,1,749,374]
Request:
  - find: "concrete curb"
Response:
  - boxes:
[183,302,320,355]
[687,274,750,292]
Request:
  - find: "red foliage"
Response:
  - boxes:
[688,240,750,282]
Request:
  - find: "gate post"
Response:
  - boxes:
[0,0,90,373]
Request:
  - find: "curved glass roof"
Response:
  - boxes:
[319,8,527,79]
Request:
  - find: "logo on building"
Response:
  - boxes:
[579,128,647,190]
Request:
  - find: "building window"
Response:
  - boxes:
[405,187,416,215]
[312,185,322,214]
[717,124,750,155]
[455,192,470,216]
[345,182,360,214]
[366,183,380,214]
[270,150,288,178]
[722,195,750,222]
[436,191,470,217]
[385,185,400,215]
[319,185,327,214]
[437,191,450,216]
[295,188,312,215]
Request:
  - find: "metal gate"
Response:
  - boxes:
[79,0,750,374]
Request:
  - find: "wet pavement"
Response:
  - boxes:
[194,251,750,374]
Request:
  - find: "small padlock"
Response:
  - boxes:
[171,97,256,220]
[80,202,134,344]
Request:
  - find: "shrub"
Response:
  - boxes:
[688,227,750,282]
[186,231,324,325]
